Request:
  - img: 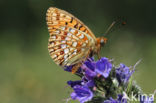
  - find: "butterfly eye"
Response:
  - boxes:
[100,38,107,46]
[100,39,104,44]
[100,39,105,46]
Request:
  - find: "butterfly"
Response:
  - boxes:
[46,7,108,73]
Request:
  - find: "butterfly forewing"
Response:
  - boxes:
[46,7,97,66]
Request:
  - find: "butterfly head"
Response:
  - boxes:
[97,37,107,47]
[93,37,107,55]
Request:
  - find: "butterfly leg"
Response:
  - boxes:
[71,63,82,74]
[97,52,101,59]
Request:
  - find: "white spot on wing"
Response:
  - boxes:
[70,48,74,51]
[51,36,56,39]
[60,13,65,17]
[52,13,57,16]
[64,54,68,59]
[76,32,81,36]
[52,54,57,58]
[79,34,84,39]
[48,27,52,29]
[66,15,71,19]
[64,58,68,62]
[69,28,75,33]
[72,41,77,47]
[65,37,70,40]
[49,48,54,52]
[86,40,88,43]
[64,48,69,54]
[67,33,72,37]
[53,30,60,34]
[81,48,85,52]
[72,35,79,40]
[82,43,86,47]
[52,17,56,20]
[60,26,66,30]
[61,40,66,43]
[73,49,77,55]
[53,21,58,24]
[50,42,55,46]
[61,44,67,49]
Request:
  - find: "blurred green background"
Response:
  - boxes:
[0,0,156,103]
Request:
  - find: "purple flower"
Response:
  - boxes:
[64,65,73,72]
[67,80,82,88]
[95,57,112,78]
[104,94,127,103]
[116,64,134,84]
[65,57,112,79]
[71,85,93,103]
[67,79,94,88]
[82,59,97,79]
[84,79,95,87]
[140,96,154,103]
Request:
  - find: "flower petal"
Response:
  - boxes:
[95,57,112,78]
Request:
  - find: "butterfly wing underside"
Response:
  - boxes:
[46,7,96,67]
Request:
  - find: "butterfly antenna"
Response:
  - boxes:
[104,17,126,36]
[104,21,116,36]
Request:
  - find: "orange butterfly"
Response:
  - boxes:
[46,7,107,73]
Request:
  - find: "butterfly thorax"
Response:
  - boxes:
[93,37,107,53]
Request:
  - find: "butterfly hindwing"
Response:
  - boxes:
[46,7,96,66]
